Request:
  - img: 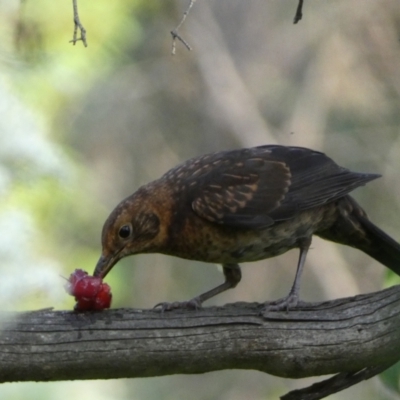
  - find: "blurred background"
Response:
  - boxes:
[1,0,400,398]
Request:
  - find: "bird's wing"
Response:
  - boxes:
[169,146,379,229]
[191,156,291,228]
[264,146,380,221]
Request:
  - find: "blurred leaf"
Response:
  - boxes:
[380,361,400,394]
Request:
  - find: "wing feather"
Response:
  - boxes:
[164,146,380,229]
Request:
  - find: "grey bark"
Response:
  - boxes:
[1,285,400,385]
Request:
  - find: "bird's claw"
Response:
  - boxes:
[260,293,299,316]
[154,297,203,313]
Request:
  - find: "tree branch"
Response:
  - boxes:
[281,363,395,400]
[1,286,400,399]
[70,0,87,47]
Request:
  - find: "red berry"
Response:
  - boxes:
[93,283,112,310]
[72,276,102,299]
[65,269,113,311]
[65,269,88,295]
[100,282,111,295]
[74,297,95,311]
[69,269,88,284]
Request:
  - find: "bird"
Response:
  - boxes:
[93,145,400,314]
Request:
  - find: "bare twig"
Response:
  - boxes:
[70,0,87,47]
[171,31,192,54]
[281,363,395,400]
[171,0,196,55]
[294,0,304,24]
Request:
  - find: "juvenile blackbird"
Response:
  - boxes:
[94,145,400,314]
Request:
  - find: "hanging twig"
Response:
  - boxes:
[171,0,196,55]
[294,0,304,24]
[70,0,87,47]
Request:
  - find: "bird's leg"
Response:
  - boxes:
[262,236,312,315]
[197,263,242,303]
[155,263,241,312]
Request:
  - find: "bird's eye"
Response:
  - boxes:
[118,225,131,239]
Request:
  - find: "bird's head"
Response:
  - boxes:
[93,187,166,278]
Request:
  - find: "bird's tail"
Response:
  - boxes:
[317,195,400,276]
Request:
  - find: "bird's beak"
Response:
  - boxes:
[93,253,119,278]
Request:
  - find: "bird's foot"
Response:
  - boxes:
[154,297,202,313]
[260,293,300,316]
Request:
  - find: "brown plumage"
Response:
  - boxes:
[94,145,400,314]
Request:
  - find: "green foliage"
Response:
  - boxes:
[0,0,147,311]
[380,361,400,395]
